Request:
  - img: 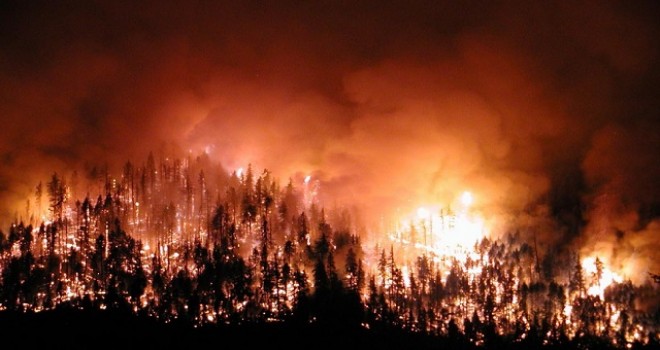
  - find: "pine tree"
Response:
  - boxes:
[570,254,586,299]
[345,247,359,291]
[47,173,67,224]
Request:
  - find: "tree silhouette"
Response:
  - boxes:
[0,152,654,349]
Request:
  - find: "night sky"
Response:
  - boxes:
[1,1,659,279]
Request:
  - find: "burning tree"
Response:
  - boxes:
[0,151,657,349]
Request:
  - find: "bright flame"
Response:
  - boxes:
[461,191,473,207]
[401,265,411,288]
[236,168,244,178]
[582,256,623,299]
[304,175,311,184]
[394,192,487,263]
[417,207,430,219]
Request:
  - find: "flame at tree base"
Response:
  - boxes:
[0,157,657,347]
[389,191,487,263]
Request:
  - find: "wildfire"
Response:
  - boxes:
[393,191,487,262]
[2,153,657,348]
[460,191,473,207]
[582,256,623,299]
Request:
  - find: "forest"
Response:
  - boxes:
[0,152,657,349]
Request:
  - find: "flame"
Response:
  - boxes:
[460,191,473,207]
[582,256,623,299]
[401,265,411,288]
[7,155,656,345]
[393,191,487,262]
[416,207,430,220]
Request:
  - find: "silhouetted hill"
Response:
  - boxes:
[0,308,443,350]
[2,309,656,350]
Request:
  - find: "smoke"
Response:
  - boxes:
[1,1,659,278]
[580,123,660,283]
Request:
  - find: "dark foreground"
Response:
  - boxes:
[0,308,442,350]
[0,308,656,350]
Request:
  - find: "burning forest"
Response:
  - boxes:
[1,1,659,348]
[0,153,657,348]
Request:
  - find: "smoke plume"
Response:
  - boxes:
[1,1,658,280]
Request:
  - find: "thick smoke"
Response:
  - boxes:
[1,1,658,279]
